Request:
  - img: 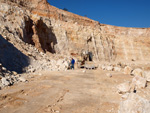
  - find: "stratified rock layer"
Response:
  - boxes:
[0,0,150,73]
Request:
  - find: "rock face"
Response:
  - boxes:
[0,0,150,65]
[0,0,150,74]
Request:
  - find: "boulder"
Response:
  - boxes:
[1,77,10,86]
[124,66,132,75]
[132,75,147,89]
[121,93,129,99]
[2,67,7,72]
[144,71,150,82]
[18,77,27,82]
[12,71,17,75]
[118,93,150,113]
[101,65,106,70]
[106,73,112,78]
[131,68,145,77]
[117,81,131,94]
[106,66,113,71]
[113,67,121,72]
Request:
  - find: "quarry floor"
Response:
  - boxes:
[0,69,133,113]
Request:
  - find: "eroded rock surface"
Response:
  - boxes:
[0,0,150,66]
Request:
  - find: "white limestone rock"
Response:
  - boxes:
[124,66,132,75]
[106,66,113,71]
[144,71,150,82]
[118,93,150,113]
[117,81,131,94]
[113,67,121,72]
[101,65,106,70]
[132,75,147,89]
[106,73,112,78]
[131,68,145,77]
[1,77,10,86]
[18,77,27,82]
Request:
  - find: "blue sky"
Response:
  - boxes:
[48,0,150,28]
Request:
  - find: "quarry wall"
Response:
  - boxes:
[0,0,150,63]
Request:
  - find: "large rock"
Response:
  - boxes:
[101,65,106,70]
[132,75,147,89]
[117,81,131,94]
[124,66,132,75]
[113,67,121,72]
[1,77,10,86]
[145,71,150,82]
[18,77,27,82]
[118,93,150,113]
[106,73,112,78]
[106,66,113,71]
[131,68,145,77]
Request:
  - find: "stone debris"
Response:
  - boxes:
[0,63,27,89]
[0,1,149,113]
[101,63,122,72]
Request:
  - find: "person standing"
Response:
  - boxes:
[71,58,75,70]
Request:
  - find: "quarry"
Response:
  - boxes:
[0,0,150,113]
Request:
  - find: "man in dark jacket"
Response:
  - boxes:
[71,58,75,70]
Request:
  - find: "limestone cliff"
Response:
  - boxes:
[0,0,150,63]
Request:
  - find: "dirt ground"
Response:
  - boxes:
[0,69,135,113]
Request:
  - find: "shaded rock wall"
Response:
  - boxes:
[0,35,30,73]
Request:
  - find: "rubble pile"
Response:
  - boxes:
[116,65,150,113]
[100,62,125,72]
[0,63,27,89]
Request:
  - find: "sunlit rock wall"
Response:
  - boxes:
[0,0,150,62]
